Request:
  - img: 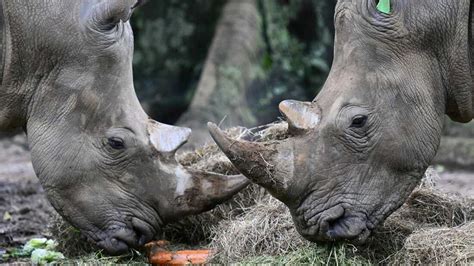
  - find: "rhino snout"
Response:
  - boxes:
[294,203,376,244]
[93,218,155,255]
[98,228,137,255]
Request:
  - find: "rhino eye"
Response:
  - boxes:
[108,137,125,149]
[350,115,368,128]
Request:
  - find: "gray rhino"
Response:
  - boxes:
[0,0,248,255]
[209,0,472,243]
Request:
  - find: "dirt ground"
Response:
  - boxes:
[0,135,55,255]
[0,134,472,261]
[436,169,474,197]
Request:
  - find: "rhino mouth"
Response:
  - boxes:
[85,217,156,255]
[95,227,138,255]
[293,203,378,244]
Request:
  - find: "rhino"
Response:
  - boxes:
[209,0,473,243]
[0,0,248,255]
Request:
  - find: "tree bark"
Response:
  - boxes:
[177,0,263,147]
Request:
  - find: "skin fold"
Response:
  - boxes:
[0,0,248,255]
[210,0,474,243]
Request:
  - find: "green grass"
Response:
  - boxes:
[240,245,371,265]
[58,250,148,265]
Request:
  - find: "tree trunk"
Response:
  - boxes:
[131,0,224,124]
[177,0,263,147]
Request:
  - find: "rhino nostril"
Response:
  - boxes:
[98,237,130,255]
[325,216,369,241]
[110,237,119,246]
[313,205,345,240]
[132,218,154,246]
[110,227,138,249]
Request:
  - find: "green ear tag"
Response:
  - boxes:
[377,0,391,14]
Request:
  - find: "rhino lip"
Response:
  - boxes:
[95,227,136,255]
[132,217,155,246]
[97,238,129,255]
[323,215,371,243]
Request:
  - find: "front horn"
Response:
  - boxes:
[172,167,250,216]
[146,120,250,219]
[207,122,293,201]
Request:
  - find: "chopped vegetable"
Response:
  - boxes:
[149,250,212,265]
[20,238,64,264]
[23,238,57,254]
[31,249,65,264]
[146,241,212,265]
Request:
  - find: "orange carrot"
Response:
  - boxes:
[146,241,213,265]
[149,250,211,265]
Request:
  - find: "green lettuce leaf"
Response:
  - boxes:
[31,249,65,264]
[23,238,58,254]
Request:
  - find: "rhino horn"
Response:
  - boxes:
[147,120,191,154]
[147,120,248,217]
[172,167,250,215]
[279,100,320,134]
[208,122,292,201]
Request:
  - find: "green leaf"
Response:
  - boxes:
[4,248,29,259]
[3,211,11,221]
[31,249,65,264]
[23,238,48,254]
[377,0,391,14]
[23,238,58,255]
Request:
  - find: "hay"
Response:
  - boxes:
[208,196,309,263]
[398,222,474,264]
[158,184,267,245]
[48,213,96,257]
[177,121,289,174]
[203,183,474,264]
[50,122,474,264]
[359,187,474,263]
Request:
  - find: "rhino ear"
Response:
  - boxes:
[147,120,192,154]
[279,100,320,134]
[446,96,474,123]
[90,0,146,29]
[445,67,474,122]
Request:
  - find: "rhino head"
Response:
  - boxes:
[209,0,473,243]
[8,0,248,254]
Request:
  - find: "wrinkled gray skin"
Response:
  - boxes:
[0,0,248,255]
[210,0,474,244]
